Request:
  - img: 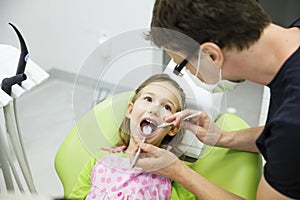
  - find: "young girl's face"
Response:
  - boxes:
[126,81,181,147]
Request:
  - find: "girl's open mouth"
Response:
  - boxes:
[140,119,157,137]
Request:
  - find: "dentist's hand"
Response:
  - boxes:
[164,109,223,147]
[132,143,182,179]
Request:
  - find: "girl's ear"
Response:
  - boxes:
[168,126,179,136]
[126,102,134,118]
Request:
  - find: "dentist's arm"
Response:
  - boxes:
[216,126,264,152]
[136,143,293,200]
[165,110,263,152]
[135,143,243,200]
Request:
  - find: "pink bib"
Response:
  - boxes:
[86,153,171,200]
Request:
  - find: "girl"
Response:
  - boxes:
[70,73,186,200]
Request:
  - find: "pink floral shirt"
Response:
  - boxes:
[86,153,171,200]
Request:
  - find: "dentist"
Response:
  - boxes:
[134,0,300,199]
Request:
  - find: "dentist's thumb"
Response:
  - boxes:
[135,143,179,174]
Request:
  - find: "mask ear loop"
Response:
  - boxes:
[196,50,201,77]
[218,68,222,82]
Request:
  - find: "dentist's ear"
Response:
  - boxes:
[200,42,224,69]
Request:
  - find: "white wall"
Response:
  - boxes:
[259,0,300,26]
[0,0,157,78]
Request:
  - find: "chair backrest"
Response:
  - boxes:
[179,113,262,200]
[55,91,262,199]
[54,91,131,196]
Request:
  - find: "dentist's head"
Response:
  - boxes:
[147,0,271,86]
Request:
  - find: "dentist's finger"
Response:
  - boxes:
[135,143,178,173]
[164,109,201,127]
[181,119,222,146]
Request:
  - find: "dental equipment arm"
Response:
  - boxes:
[0,23,37,193]
[0,125,25,191]
[1,73,37,192]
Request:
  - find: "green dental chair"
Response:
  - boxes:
[54,91,262,200]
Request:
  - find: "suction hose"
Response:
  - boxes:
[8,23,29,81]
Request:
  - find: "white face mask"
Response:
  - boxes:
[187,69,243,93]
[186,50,244,93]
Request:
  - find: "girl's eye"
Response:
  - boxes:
[163,104,172,111]
[144,96,152,102]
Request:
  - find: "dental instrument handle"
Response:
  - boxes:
[1,74,27,95]
[182,112,202,121]
[156,121,175,128]
[130,137,146,168]
[157,112,202,128]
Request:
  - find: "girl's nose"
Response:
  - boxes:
[147,105,160,116]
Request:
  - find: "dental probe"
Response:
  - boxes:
[130,137,146,168]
